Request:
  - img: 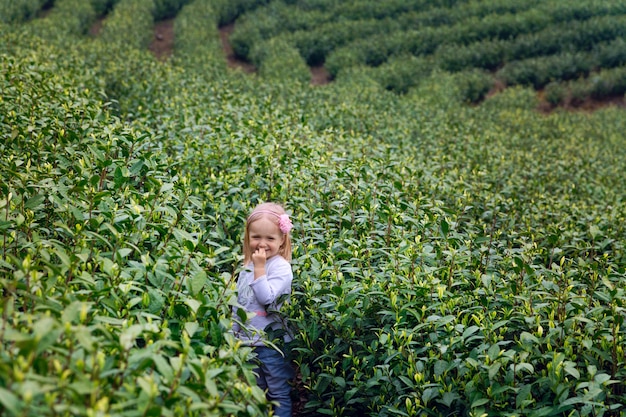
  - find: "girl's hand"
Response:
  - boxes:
[252,248,267,279]
[252,248,267,267]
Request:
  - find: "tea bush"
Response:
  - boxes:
[21,0,97,38]
[546,65,626,106]
[0,0,49,24]
[228,2,337,59]
[2,1,626,416]
[209,0,270,26]
[496,37,626,89]
[152,0,192,20]
[433,14,626,73]
[453,69,494,103]
[288,18,402,66]
[250,37,310,84]
[90,0,120,16]
[98,0,154,48]
[172,0,227,75]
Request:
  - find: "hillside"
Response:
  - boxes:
[225,0,626,108]
[1,1,626,416]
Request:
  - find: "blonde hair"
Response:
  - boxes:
[243,202,292,264]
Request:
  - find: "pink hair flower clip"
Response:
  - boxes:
[278,214,293,234]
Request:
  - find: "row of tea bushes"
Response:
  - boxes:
[433,14,626,72]
[152,0,192,20]
[496,37,626,89]
[172,0,227,75]
[21,0,97,38]
[249,37,310,84]
[90,0,120,15]
[328,6,626,98]
[230,0,539,66]
[0,0,50,24]
[98,0,154,48]
[209,0,270,26]
[544,65,626,106]
[324,0,626,78]
[288,18,401,66]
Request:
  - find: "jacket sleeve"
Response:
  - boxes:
[249,259,293,306]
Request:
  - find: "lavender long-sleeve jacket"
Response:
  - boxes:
[232,255,293,346]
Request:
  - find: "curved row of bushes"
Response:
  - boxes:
[229,2,329,59]
[250,37,310,84]
[0,0,190,26]
[19,0,97,38]
[434,14,626,72]
[172,0,227,74]
[496,37,626,89]
[325,0,626,77]
[544,65,626,106]
[90,0,120,16]
[0,0,50,24]
[351,32,626,101]
[98,0,154,48]
[341,59,492,104]
[209,0,270,26]
[230,0,542,66]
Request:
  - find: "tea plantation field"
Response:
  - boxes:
[1,0,626,416]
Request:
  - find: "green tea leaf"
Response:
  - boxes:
[188,269,207,296]
[0,387,21,415]
[24,194,45,209]
[184,321,199,338]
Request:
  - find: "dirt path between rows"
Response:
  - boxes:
[149,18,175,61]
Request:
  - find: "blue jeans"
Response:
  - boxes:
[253,346,294,417]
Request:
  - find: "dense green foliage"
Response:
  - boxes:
[1,0,626,416]
[231,0,626,101]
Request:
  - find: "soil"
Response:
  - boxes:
[89,17,104,37]
[149,18,175,61]
[310,65,332,85]
[537,92,626,114]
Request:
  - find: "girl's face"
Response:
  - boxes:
[248,217,285,260]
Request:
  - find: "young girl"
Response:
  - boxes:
[233,202,295,417]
